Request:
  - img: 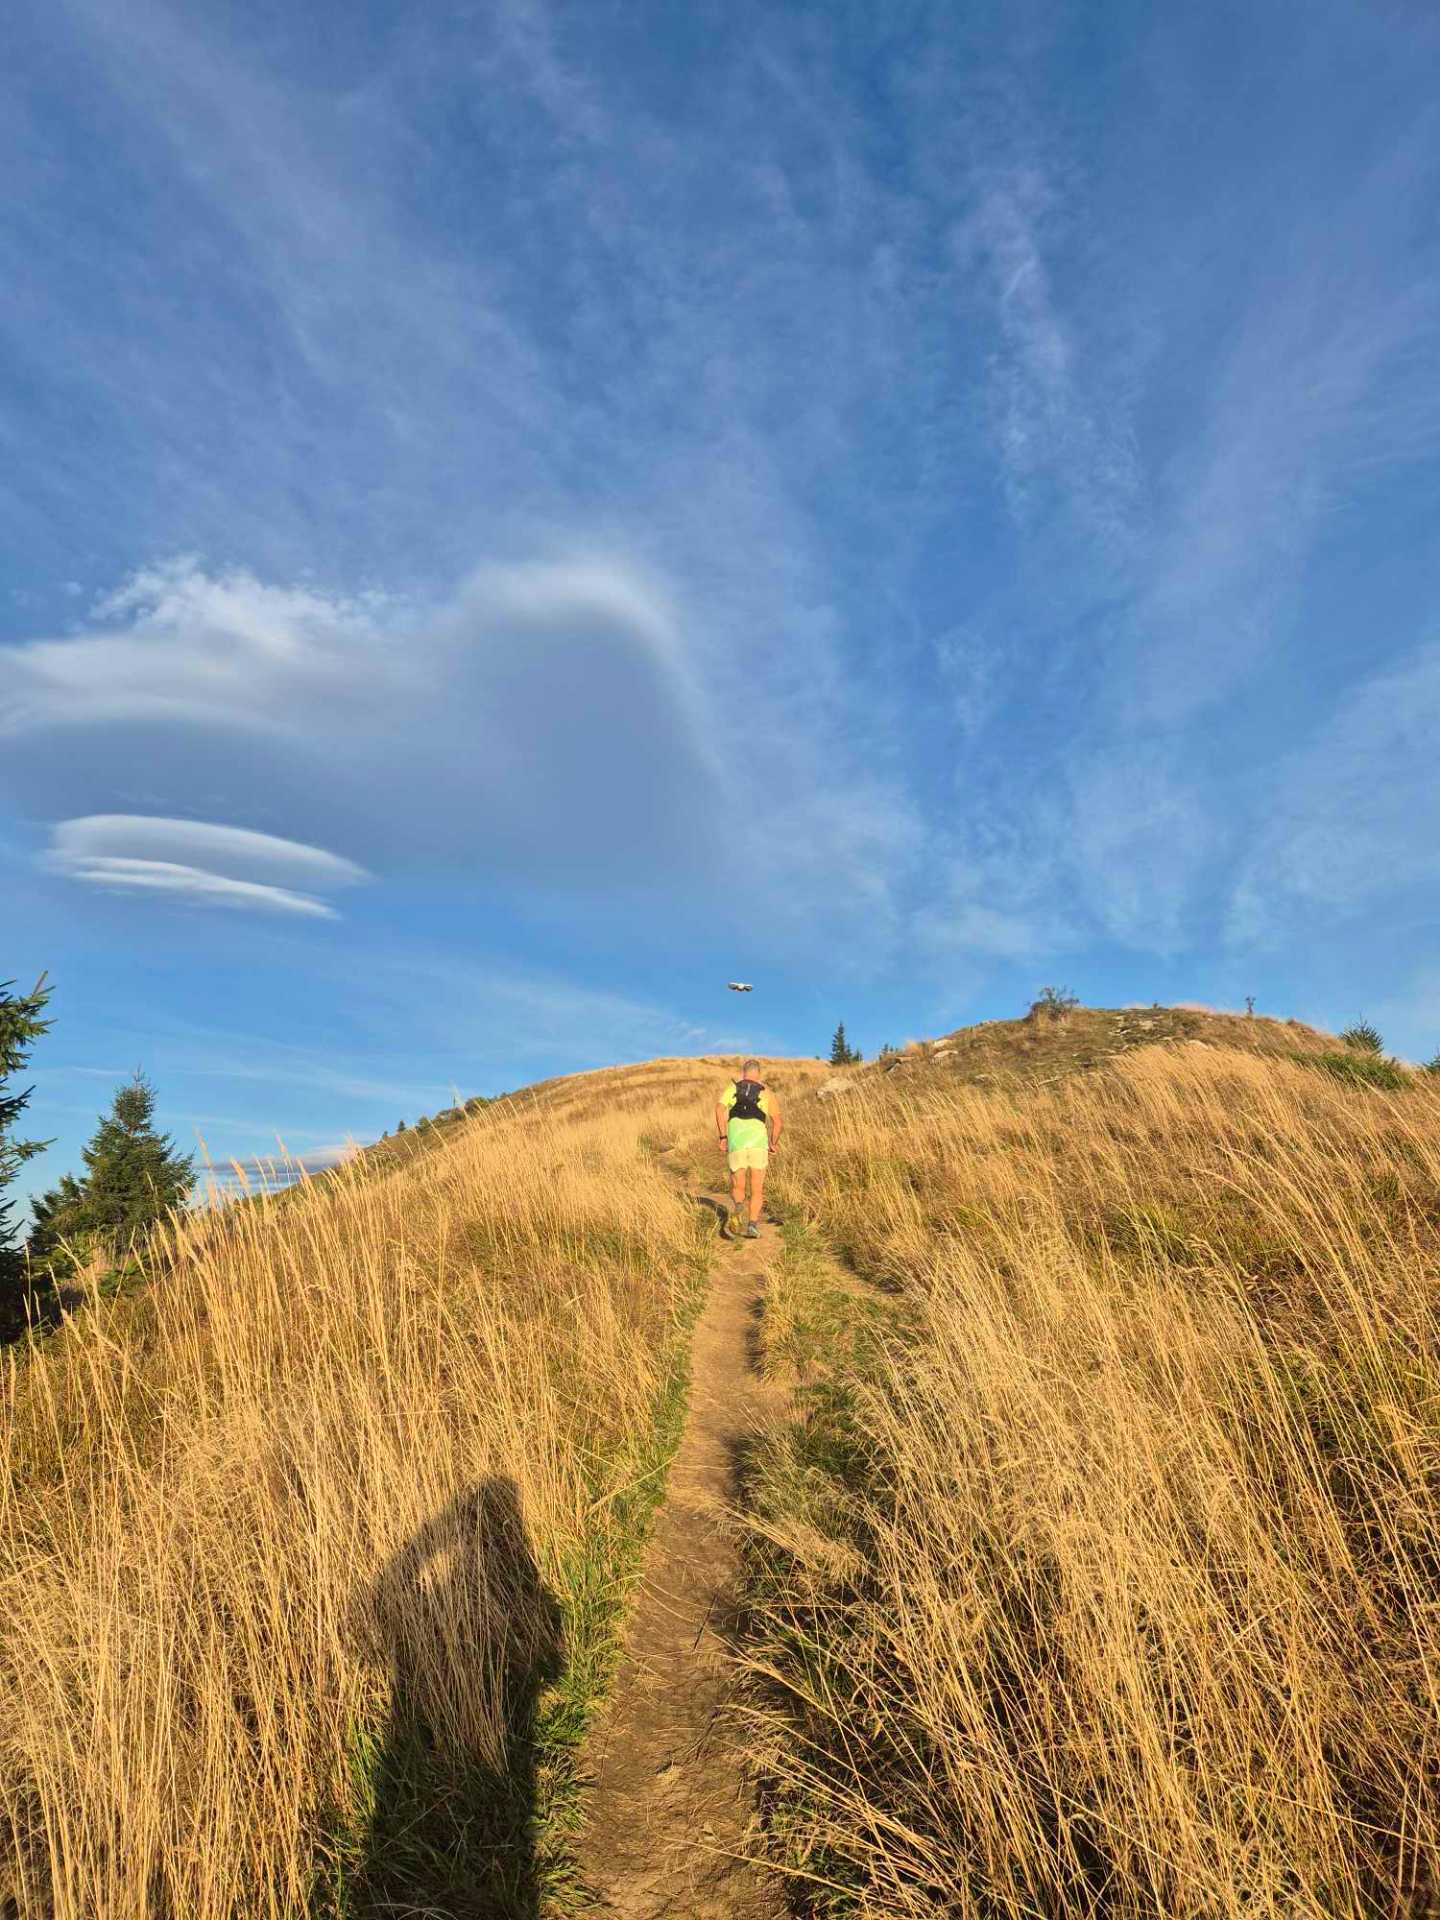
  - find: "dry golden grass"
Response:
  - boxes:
[0,1061,732,1918]
[18,1026,1422,1917]
[879,1005,1339,1093]
[0,1049,827,1918]
[750,1044,1440,1916]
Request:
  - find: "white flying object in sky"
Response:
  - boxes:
[726,981,753,992]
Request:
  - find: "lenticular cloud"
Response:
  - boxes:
[5,556,720,887]
[46,816,369,919]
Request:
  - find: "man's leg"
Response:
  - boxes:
[730,1164,746,1233]
[748,1166,766,1226]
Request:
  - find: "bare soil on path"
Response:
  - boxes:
[577,1200,785,1919]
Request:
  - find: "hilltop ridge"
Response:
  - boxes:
[858,1001,1339,1090]
[365,1007,1351,1167]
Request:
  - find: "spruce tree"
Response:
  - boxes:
[829,1022,852,1066]
[1,975,53,1317]
[74,1073,193,1245]
[28,1171,85,1266]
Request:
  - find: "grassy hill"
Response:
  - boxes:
[3,1017,1438,1915]
[880,1000,1339,1083]
[0,1052,825,1917]
[750,1016,1440,1916]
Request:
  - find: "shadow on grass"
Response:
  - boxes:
[351,1479,563,1919]
[687,1191,733,1238]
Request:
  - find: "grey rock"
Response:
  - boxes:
[816,1075,861,1100]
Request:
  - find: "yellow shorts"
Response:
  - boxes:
[727,1141,769,1173]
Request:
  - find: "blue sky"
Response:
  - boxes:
[5,0,1440,1201]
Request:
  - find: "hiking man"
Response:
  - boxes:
[715,1058,781,1239]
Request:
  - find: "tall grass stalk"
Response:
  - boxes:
[0,1063,727,1917]
[749,1046,1440,1916]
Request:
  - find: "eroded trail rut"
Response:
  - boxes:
[578,1209,784,1919]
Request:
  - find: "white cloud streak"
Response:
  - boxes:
[51,815,367,886]
[44,814,368,917]
[923,50,1440,957]
[954,170,1139,549]
[1130,189,1440,727]
[1229,640,1440,947]
[52,858,341,918]
[5,0,1439,987]
[341,951,733,1071]
[2,563,408,739]
[5,545,921,943]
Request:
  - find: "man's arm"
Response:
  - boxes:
[714,1100,729,1145]
[768,1090,783,1147]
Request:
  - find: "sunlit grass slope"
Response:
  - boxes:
[0,1053,817,1919]
[13,1016,1432,1918]
[750,1029,1440,1917]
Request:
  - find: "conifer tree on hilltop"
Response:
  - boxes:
[71,1073,194,1244]
[27,1172,84,1268]
[829,1022,862,1066]
[1,975,53,1318]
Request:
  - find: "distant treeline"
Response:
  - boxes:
[2,976,509,1345]
[2,974,193,1343]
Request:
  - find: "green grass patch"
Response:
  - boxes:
[759,1219,892,1385]
[1102,1200,1198,1267]
[1306,1051,1411,1092]
[733,1223,906,1916]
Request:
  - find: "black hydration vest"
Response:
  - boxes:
[730,1078,766,1121]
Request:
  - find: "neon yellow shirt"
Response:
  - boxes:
[719,1081,772,1151]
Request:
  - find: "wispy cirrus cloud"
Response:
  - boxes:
[1229,640,1440,947]
[5,0,1440,1091]
[953,168,1140,552]
[6,0,944,951]
[918,30,1440,960]
[334,950,750,1073]
[1128,148,1440,729]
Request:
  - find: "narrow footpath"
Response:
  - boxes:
[577,1204,785,1919]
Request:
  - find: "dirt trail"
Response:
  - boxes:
[577,1203,784,1918]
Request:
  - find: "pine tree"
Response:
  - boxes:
[829,1022,855,1066]
[1340,1019,1384,1055]
[28,1171,85,1266]
[1,975,53,1319]
[73,1074,193,1246]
